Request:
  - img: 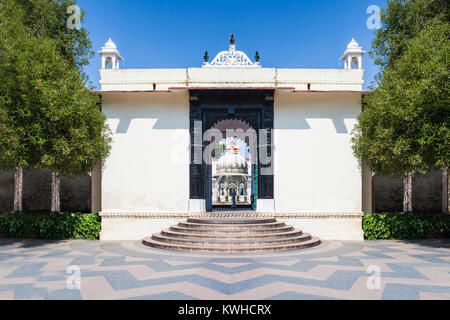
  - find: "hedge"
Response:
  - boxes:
[2,212,449,241]
[363,212,450,240]
[0,212,101,240]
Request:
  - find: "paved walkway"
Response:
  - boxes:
[0,239,449,300]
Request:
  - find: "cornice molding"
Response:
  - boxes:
[99,212,364,219]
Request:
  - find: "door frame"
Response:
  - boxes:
[189,89,274,213]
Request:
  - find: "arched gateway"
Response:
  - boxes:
[189,88,274,213]
[97,35,367,245]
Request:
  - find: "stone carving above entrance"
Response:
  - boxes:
[203,34,261,68]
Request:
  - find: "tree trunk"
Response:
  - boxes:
[14,166,23,212]
[443,169,449,214]
[51,172,60,212]
[403,172,413,212]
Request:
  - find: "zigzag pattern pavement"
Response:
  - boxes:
[0,239,449,300]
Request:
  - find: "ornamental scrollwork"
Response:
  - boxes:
[203,43,261,68]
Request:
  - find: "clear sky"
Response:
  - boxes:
[77,0,387,90]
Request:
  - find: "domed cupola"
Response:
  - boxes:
[216,142,248,175]
[98,38,123,69]
[340,38,365,69]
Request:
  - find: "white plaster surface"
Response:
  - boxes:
[100,218,181,241]
[100,216,364,241]
[274,91,363,214]
[101,92,190,214]
[283,218,364,241]
[257,199,275,213]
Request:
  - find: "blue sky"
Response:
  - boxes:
[78,0,387,90]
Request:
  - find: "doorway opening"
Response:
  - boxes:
[189,89,274,213]
[211,137,255,210]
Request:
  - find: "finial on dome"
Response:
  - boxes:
[254,51,260,62]
[230,34,235,45]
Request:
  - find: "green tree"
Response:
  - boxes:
[0,0,111,212]
[15,0,93,78]
[352,0,449,212]
[370,0,449,71]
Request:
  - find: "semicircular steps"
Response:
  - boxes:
[142,218,321,253]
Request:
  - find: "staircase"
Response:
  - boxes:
[142,218,321,253]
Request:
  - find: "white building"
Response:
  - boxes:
[96,36,371,241]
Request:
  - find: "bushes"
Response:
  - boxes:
[363,213,450,240]
[2,211,448,241]
[0,212,101,240]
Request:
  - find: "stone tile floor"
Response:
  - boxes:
[0,239,449,300]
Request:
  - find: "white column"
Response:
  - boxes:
[358,56,363,69]
[347,56,352,69]
[112,56,117,70]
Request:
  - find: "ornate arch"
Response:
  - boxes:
[210,118,252,133]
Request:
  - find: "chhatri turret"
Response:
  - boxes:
[340,38,365,69]
[98,38,123,70]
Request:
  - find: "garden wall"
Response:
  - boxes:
[0,168,446,214]
[0,169,91,213]
[372,170,445,213]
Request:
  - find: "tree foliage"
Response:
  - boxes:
[14,0,93,79]
[0,0,111,176]
[352,0,449,175]
[370,0,449,71]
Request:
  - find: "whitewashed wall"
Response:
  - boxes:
[101,92,190,213]
[274,91,363,214]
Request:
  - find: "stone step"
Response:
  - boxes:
[142,236,322,253]
[160,229,304,240]
[151,233,313,247]
[187,218,277,225]
[178,221,286,229]
[169,225,295,234]
[142,218,321,253]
